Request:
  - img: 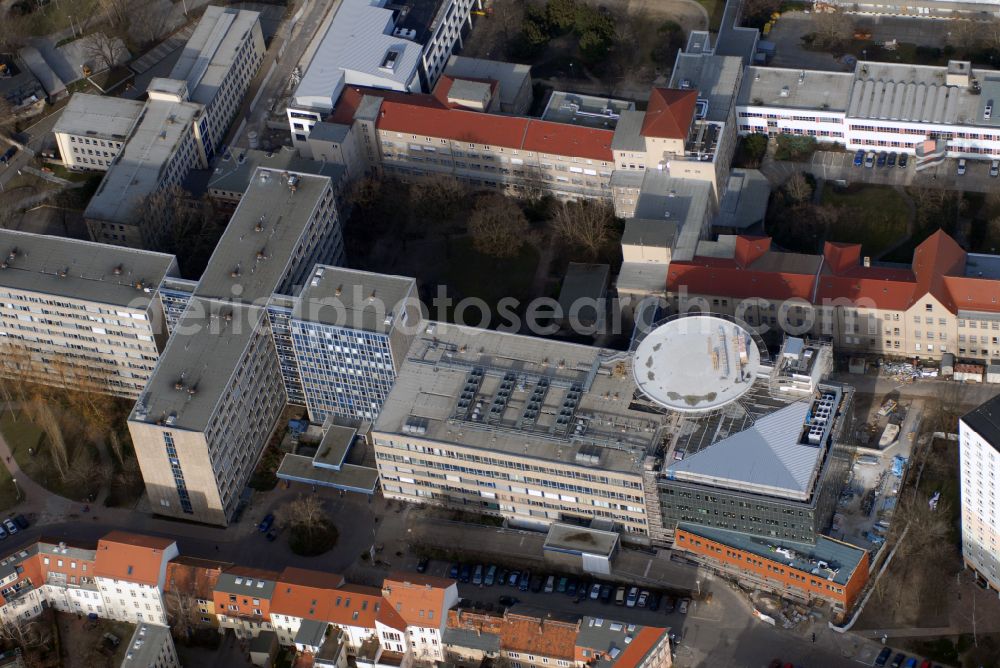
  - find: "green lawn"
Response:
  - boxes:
[820,185,910,258]
[443,237,540,326]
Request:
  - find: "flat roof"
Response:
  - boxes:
[717,168,770,229]
[678,522,865,585]
[616,262,668,295]
[542,91,634,130]
[207,147,345,195]
[848,60,999,126]
[544,523,619,557]
[84,99,202,226]
[170,6,261,107]
[53,93,144,140]
[739,66,854,111]
[196,168,331,303]
[557,263,609,314]
[292,265,416,333]
[276,454,380,492]
[444,56,531,110]
[293,0,422,112]
[632,172,712,263]
[131,299,265,431]
[0,229,177,308]
[621,218,677,250]
[964,253,1000,280]
[373,323,666,475]
[634,315,762,413]
[670,53,744,123]
[122,624,171,667]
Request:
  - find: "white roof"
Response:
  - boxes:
[633,315,761,413]
[170,6,261,107]
[666,400,821,499]
[293,0,422,112]
[53,93,144,140]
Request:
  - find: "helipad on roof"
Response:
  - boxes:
[633,315,762,413]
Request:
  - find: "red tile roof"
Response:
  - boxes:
[270,568,383,626]
[522,120,613,161]
[382,573,454,628]
[94,532,176,586]
[447,610,578,660]
[602,626,669,668]
[667,260,817,302]
[641,88,697,139]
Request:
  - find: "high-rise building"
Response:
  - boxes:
[0,229,179,397]
[960,395,1000,593]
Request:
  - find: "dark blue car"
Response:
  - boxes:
[853,149,865,166]
[877,151,888,167]
[257,514,274,533]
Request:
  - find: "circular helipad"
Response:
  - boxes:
[633,315,761,413]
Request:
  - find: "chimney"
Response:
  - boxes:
[863,256,871,268]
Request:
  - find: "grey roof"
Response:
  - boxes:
[577,617,667,668]
[716,168,770,229]
[678,522,866,585]
[615,263,668,295]
[306,122,351,144]
[132,299,265,431]
[215,570,278,597]
[610,111,646,152]
[666,389,842,501]
[557,263,609,314]
[739,66,855,111]
[276,454,380,493]
[207,147,345,195]
[441,627,501,653]
[543,523,619,557]
[196,168,332,303]
[53,94,144,140]
[0,54,45,108]
[0,229,178,308]
[373,323,667,475]
[714,0,758,64]
[249,630,278,655]
[962,394,1000,451]
[293,0,422,111]
[633,172,712,263]
[294,618,329,649]
[84,99,202,226]
[290,265,417,334]
[669,53,743,123]
[17,46,65,98]
[170,6,261,107]
[314,425,357,469]
[121,623,173,667]
[542,91,634,129]
[444,56,531,111]
[621,219,677,249]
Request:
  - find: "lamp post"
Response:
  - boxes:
[11,477,19,501]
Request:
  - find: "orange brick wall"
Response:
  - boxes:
[675,529,869,610]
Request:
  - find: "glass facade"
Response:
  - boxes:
[159,286,194,335]
[163,432,193,514]
[290,319,396,422]
[266,303,306,406]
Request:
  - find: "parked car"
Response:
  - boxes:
[877,151,888,167]
[625,586,639,608]
[576,584,589,602]
[853,149,865,166]
[590,583,602,600]
[556,577,568,593]
[498,568,509,585]
[508,571,520,587]
[887,152,897,167]
[898,153,908,168]
[566,579,577,597]
[986,99,993,120]
[459,564,472,583]
[662,596,676,614]
[12,516,28,530]
[648,593,661,611]
[544,576,556,593]
[518,572,530,591]
[918,661,931,668]
[484,565,497,586]
[958,159,967,175]
[865,151,875,168]
[1,147,17,165]
[890,653,906,668]
[678,598,691,614]
[615,586,626,605]
[449,563,460,579]
[599,584,612,603]
[472,565,484,585]
[416,557,429,573]
[904,659,917,668]
[0,526,6,539]
[874,648,892,666]
[498,595,519,607]
[991,159,999,177]
[636,590,649,608]
[3,519,16,535]
[257,514,274,533]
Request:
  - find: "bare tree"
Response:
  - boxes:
[784,173,813,204]
[32,400,69,479]
[82,33,127,73]
[108,431,125,468]
[165,587,199,640]
[275,494,327,535]
[410,174,470,225]
[811,10,855,50]
[549,200,615,259]
[97,0,133,27]
[467,194,531,258]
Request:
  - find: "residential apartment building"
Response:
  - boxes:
[288,0,480,151]
[164,556,231,630]
[214,567,280,638]
[372,322,665,537]
[93,532,178,625]
[380,574,459,662]
[269,568,380,649]
[120,623,180,668]
[665,231,1000,362]
[0,229,179,398]
[128,169,346,525]
[53,94,144,170]
[960,395,1000,593]
[168,6,265,158]
[736,60,1000,164]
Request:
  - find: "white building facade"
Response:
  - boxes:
[960,397,1000,594]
